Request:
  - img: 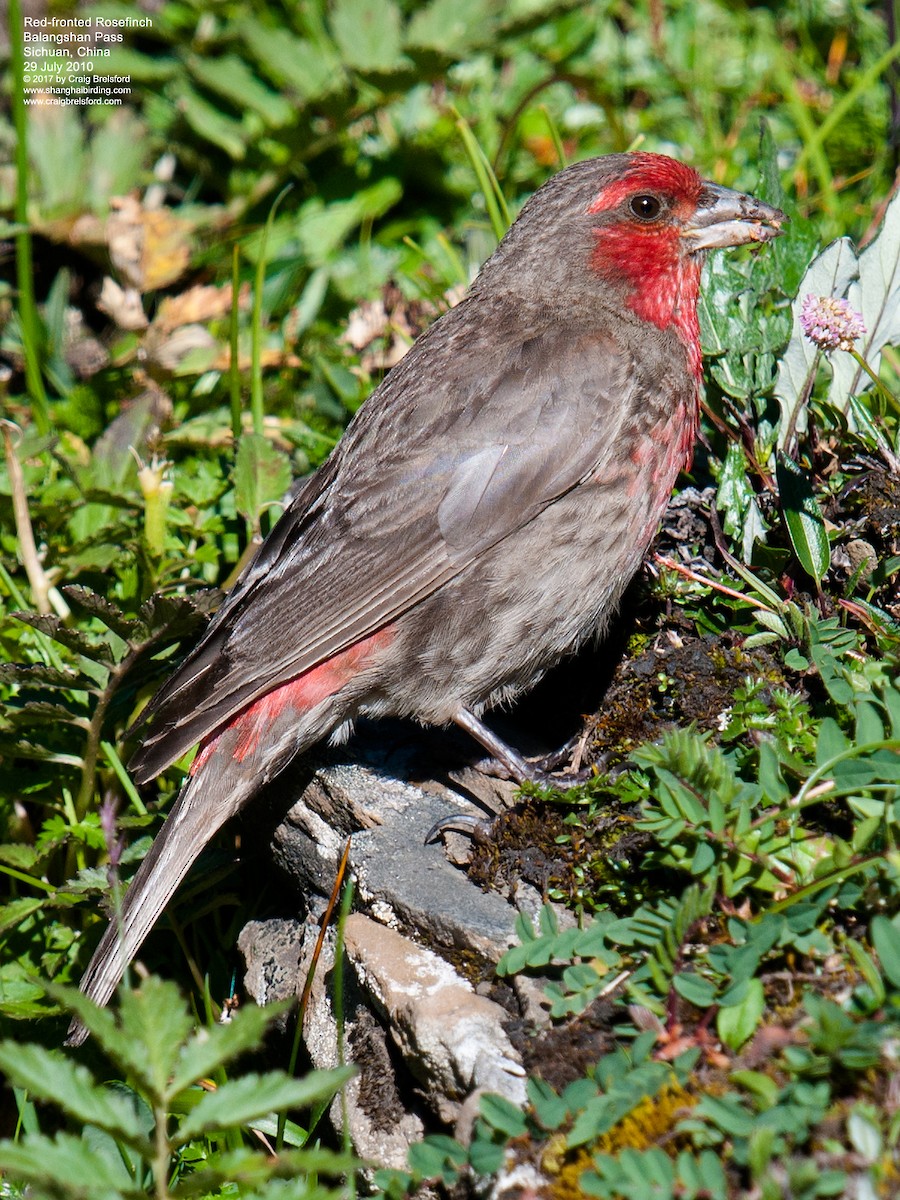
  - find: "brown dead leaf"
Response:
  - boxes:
[340,281,463,373]
[107,194,192,292]
[153,283,250,332]
[97,277,148,331]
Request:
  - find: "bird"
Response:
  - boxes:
[66,152,784,1045]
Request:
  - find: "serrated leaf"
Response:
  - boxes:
[776,453,830,585]
[170,1001,290,1093]
[406,0,499,52]
[188,55,293,126]
[61,586,140,641]
[117,978,196,1097]
[0,1131,145,1200]
[0,662,89,690]
[0,1042,149,1146]
[46,981,149,1068]
[0,897,45,933]
[174,82,248,160]
[12,611,115,665]
[238,21,339,99]
[139,589,218,643]
[6,699,89,727]
[774,237,858,446]
[330,0,408,71]
[0,737,83,766]
[233,433,292,526]
[172,1067,352,1144]
[171,1145,357,1195]
[103,46,178,81]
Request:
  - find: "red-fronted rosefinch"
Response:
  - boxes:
[67,153,784,1045]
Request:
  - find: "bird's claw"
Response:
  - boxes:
[424,812,490,845]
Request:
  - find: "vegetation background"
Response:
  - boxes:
[1,0,900,1197]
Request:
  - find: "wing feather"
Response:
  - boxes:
[130,322,639,781]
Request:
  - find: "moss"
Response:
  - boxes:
[543,1082,698,1199]
[586,631,784,769]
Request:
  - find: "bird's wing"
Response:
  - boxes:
[130,325,647,780]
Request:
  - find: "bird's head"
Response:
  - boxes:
[585,153,784,334]
[487,151,785,375]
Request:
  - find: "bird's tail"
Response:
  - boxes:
[64,656,370,1047]
[64,746,257,1048]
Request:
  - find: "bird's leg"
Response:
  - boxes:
[452,706,535,785]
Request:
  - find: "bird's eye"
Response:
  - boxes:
[629,194,663,220]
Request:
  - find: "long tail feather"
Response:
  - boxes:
[65,753,253,1047]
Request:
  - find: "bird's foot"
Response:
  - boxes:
[451,706,596,791]
[522,729,596,788]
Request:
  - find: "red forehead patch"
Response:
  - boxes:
[587,154,703,214]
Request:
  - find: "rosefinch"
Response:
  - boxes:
[67,153,783,1045]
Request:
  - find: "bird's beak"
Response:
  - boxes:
[681,183,787,253]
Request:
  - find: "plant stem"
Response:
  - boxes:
[229,244,242,444]
[851,348,900,416]
[251,184,293,438]
[8,0,50,433]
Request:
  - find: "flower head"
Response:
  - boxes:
[799,294,866,353]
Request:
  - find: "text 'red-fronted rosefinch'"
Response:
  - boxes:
[67,153,784,1045]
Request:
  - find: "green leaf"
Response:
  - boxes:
[330,0,408,70]
[406,0,498,52]
[673,971,717,1008]
[0,1131,145,1200]
[188,55,293,126]
[238,22,338,98]
[717,441,766,562]
[717,978,765,1051]
[173,82,248,159]
[0,1042,149,1147]
[170,1001,290,1093]
[479,1092,527,1137]
[871,915,900,988]
[44,981,140,1066]
[292,178,403,267]
[776,453,830,585]
[172,1068,352,1144]
[407,1134,467,1181]
[233,433,293,527]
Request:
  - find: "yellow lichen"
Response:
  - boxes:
[545,1081,698,1199]
[593,1082,696,1155]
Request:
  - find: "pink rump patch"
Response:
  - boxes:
[191,625,396,771]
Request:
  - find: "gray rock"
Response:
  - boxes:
[344,914,526,1124]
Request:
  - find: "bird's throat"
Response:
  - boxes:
[590,228,704,379]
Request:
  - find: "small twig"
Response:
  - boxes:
[652,553,776,614]
[277,837,352,1152]
[1,421,62,617]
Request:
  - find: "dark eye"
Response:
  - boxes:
[629,194,663,220]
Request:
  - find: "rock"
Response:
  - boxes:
[272,753,525,961]
[344,914,526,1124]
[239,916,305,1010]
[239,729,574,1164]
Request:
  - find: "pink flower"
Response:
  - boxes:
[799,294,866,352]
